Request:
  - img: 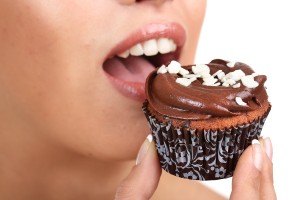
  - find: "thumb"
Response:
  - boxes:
[230,137,276,200]
[115,134,162,200]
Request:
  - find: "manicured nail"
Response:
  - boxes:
[136,134,153,165]
[263,137,273,161]
[252,139,263,171]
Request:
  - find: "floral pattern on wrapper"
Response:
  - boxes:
[142,102,270,181]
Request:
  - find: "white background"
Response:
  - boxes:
[195,0,300,199]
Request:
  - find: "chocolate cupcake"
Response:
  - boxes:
[142,59,271,181]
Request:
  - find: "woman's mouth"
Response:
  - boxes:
[102,23,186,102]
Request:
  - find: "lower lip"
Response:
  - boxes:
[104,74,146,102]
[102,22,186,102]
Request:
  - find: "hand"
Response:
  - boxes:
[115,135,277,200]
[230,137,277,200]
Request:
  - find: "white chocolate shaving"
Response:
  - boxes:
[183,74,201,79]
[225,79,236,86]
[192,64,210,75]
[241,75,259,88]
[225,70,246,81]
[157,65,167,74]
[157,59,261,90]
[217,72,226,80]
[235,97,247,106]
[232,83,241,88]
[212,82,221,86]
[222,82,230,87]
[189,77,197,82]
[203,76,218,86]
[176,78,192,87]
[227,62,236,68]
[201,72,211,79]
[179,68,189,76]
[167,61,181,74]
[212,70,223,77]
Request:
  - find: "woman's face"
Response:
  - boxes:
[0,0,206,161]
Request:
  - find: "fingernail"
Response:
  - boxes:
[252,139,263,171]
[263,137,273,161]
[136,134,153,165]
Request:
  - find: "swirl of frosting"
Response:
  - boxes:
[145,59,268,120]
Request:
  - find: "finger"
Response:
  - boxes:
[259,137,277,200]
[230,139,261,200]
[115,134,162,200]
[230,137,276,200]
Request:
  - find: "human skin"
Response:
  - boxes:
[0,0,276,200]
[0,0,211,199]
[0,0,204,162]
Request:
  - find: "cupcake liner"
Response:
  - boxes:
[142,102,271,181]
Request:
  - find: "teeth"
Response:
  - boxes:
[130,43,144,56]
[143,39,159,56]
[117,38,177,58]
[117,50,130,58]
[157,38,172,54]
[170,39,177,52]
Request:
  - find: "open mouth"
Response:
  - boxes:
[102,23,186,102]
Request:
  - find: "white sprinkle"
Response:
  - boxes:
[157,65,168,74]
[225,70,246,81]
[212,70,223,77]
[232,83,241,88]
[179,68,189,76]
[234,70,246,78]
[203,81,220,86]
[212,82,221,86]
[222,82,230,87]
[192,64,210,75]
[241,75,259,88]
[183,74,201,79]
[227,62,236,68]
[217,72,226,80]
[221,77,228,83]
[212,70,226,80]
[235,97,247,106]
[167,60,181,74]
[176,78,192,87]
[189,77,197,82]
[203,76,218,85]
[202,82,212,86]
[201,72,211,79]
[226,79,236,86]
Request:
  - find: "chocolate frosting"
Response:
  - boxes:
[145,59,268,120]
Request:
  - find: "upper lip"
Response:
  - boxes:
[105,22,186,60]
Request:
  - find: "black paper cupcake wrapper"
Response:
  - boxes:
[142,102,271,181]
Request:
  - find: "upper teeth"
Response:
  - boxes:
[117,38,177,58]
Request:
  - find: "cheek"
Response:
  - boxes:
[40,77,150,161]
[0,1,148,161]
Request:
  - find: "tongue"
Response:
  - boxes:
[103,56,155,83]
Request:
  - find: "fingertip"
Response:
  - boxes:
[141,139,161,174]
[231,137,276,200]
[251,139,263,171]
[231,145,261,199]
[136,134,155,165]
[263,137,273,162]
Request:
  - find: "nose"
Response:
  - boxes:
[119,0,172,6]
